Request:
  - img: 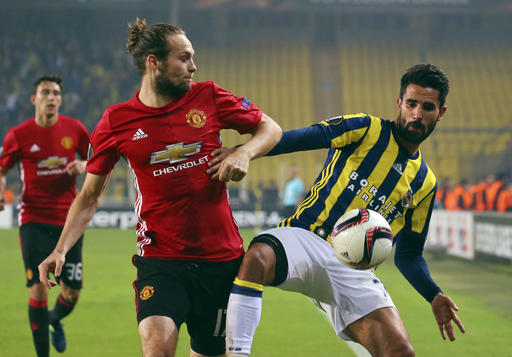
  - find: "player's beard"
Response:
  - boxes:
[395,110,438,144]
[154,62,190,100]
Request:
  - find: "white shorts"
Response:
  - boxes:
[262,227,395,341]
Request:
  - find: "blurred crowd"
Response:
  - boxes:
[435,173,512,213]
[0,14,138,139]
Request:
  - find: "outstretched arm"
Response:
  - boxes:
[38,172,110,288]
[395,231,465,341]
[211,113,282,182]
[207,124,330,177]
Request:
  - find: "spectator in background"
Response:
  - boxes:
[445,179,472,211]
[281,165,305,218]
[470,175,491,211]
[496,179,512,212]
[435,176,452,209]
[486,173,505,211]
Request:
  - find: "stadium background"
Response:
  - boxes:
[1,0,512,356]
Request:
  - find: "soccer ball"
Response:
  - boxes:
[331,209,393,270]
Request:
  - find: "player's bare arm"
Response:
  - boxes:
[38,172,110,288]
[0,167,7,211]
[66,160,87,176]
[208,113,281,182]
[431,292,466,341]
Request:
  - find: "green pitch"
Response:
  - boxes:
[1,228,511,356]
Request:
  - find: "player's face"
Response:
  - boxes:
[31,81,62,118]
[154,34,197,99]
[395,83,446,144]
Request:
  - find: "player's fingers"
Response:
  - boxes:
[210,147,223,158]
[453,314,466,333]
[438,324,446,340]
[38,263,51,289]
[54,260,63,278]
[446,322,456,341]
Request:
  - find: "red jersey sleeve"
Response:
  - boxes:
[86,110,120,175]
[76,121,90,160]
[0,129,21,170]
[211,81,262,134]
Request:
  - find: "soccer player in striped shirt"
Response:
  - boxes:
[210,64,465,356]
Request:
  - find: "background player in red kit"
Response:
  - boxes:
[0,75,90,356]
[38,19,282,357]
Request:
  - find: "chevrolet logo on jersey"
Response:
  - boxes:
[37,156,68,169]
[150,142,202,165]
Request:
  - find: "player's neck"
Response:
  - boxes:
[139,78,175,108]
[34,112,58,128]
[396,137,419,156]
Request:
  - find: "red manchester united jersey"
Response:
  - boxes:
[87,81,262,261]
[0,115,90,225]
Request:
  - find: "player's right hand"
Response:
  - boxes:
[38,250,66,289]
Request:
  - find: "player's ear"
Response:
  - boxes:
[30,95,36,105]
[146,54,159,71]
[437,105,447,122]
[396,97,402,112]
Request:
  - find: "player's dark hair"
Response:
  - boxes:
[400,64,449,107]
[33,75,63,94]
[127,18,185,75]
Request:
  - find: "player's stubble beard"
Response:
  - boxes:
[395,110,438,144]
[154,61,191,100]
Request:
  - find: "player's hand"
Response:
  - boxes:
[208,147,249,182]
[431,292,466,341]
[66,160,86,176]
[0,193,5,211]
[38,251,66,289]
[207,147,238,179]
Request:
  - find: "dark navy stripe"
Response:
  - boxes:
[321,121,391,232]
[231,284,263,297]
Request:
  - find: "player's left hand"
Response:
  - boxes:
[207,146,249,182]
[431,292,466,341]
[66,160,86,176]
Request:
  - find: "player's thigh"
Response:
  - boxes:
[59,236,84,290]
[19,222,59,287]
[265,227,395,337]
[186,258,241,356]
[132,255,191,329]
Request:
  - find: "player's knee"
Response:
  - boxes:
[389,337,415,357]
[61,286,80,302]
[239,243,276,284]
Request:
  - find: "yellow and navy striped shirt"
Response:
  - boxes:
[276,113,437,242]
[268,113,441,301]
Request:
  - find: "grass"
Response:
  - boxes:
[0,227,511,356]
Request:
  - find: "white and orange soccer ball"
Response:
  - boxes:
[331,209,393,270]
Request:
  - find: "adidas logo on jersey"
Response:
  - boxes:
[392,163,403,175]
[132,129,148,141]
[30,144,41,152]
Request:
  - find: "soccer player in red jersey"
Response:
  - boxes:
[39,19,282,357]
[0,75,90,357]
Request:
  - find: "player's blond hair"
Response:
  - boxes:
[126,18,185,75]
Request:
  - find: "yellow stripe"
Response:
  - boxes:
[346,119,398,212]
[313,118,382,229]
[234,277,264,291]
[280,151,339,227]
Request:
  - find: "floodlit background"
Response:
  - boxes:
[1,1,512,356]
